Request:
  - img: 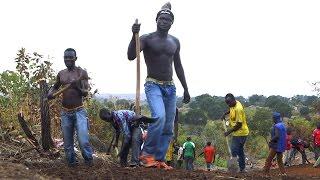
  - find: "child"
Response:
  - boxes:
[288,137,310,165]
[263,112,286,176]
[313,122,320,168]
[284,128,293,166]
[312,122,320,161]
[183,136,196,170]
[199,142,216,171]
[99,108,155,167]
[176,145,184,169]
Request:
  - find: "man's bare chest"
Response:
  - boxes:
[146,39,177,56]
[59,70,81,85]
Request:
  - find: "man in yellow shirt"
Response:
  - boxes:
[221,93,249,173]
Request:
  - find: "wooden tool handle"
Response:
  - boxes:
[135,19,141,114]
[222,119,232,156]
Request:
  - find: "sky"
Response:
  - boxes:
[0,0,319,98]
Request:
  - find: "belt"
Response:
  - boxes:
[146,77,174,85]
[62,105,84,112]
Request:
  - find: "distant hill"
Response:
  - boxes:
[94,93,146,101]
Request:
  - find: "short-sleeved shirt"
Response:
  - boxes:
[313,128,320,147]
[177,147,184,160]
[112,110,136,137]
[203,145,216,163]
[285,134,293,150]
[229,101,249,136]
[183,141,195,158]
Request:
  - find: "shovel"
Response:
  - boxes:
[222,118,239,173]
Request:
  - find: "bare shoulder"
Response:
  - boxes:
[169,34,180,45]
[58,69,68,76]
[77,67,88,77]
[140,32,154,41]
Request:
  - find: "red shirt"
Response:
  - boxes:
[313,128,320,147]
[203,145,215,163]
[285,134,292,150]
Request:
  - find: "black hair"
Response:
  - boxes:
[225,93,235,100]
[187,136,191,141]
[99,108,112,122]
[207,142,211,146]
[64,48,77,57]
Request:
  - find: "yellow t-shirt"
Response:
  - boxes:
[229,100,249,136]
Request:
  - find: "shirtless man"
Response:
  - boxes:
[127,2,190,169]
[47,48,93,167]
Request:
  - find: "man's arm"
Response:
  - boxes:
[127,23,146,60]
[224,122,242,136]
[270,127,279,143]
[47,73,61,99]
[173,39,190,103]
[112,122,121,148]
[221,110,230,120]
[77,70,90,97]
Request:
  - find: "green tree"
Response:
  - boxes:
[189,94,227,120]
[236,96,249,107]
[299,106,310,117]
[182,109,207,125]
[264,95,292,117]
[248,107,273,143]
[304,96,319,106]
[248,94,266,106]
[115,99,131,109]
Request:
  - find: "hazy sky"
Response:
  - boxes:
[0,0,319,98]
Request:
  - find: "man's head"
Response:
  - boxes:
[156,2,174,31]
[272,112,282,124]
[99,108,112,122]
[207,142,211,146]
[317,121,320,129]
[187,136,191,141]
[225,93,236,107]
[64,48,77,70]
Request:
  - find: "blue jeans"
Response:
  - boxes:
[184,157,194,170]
[61,108,93,165]
[119,126,143,165]
[142,81,176,161]
[231,136,247,171]
[130,127,143,164]
[206,162,212,171]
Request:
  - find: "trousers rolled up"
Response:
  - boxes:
[61,108,93,165]
[142,81,176,161]
[263,148,285,174]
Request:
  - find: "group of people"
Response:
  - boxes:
[45,2,319,178]
[263,113,320,176]
[47,2,189,169]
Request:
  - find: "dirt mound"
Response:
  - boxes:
[1,140,320,180]
[0,162,47,179]
[1,158,320,180]
[23,159,320,180]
